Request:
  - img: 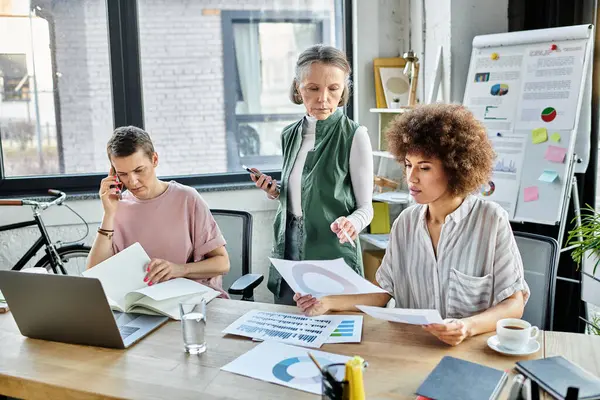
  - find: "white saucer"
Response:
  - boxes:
[487,335,540,356]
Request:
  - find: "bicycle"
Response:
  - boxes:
[0,189,91,275]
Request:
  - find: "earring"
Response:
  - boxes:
[294,88,302,103]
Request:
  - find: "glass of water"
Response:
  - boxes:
[179,299,207,355]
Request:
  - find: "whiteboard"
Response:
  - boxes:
[463,25,594,225]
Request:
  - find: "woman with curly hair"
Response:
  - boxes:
[294,103,530,346]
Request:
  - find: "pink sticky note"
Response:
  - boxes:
[524,186,539,202]
[545,145,567,163]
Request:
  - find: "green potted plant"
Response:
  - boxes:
[389,97,401,109]
[568,206,600,336]
[590,314,600,335]
[566,205,600,275]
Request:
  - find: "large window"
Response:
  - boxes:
[0,0,349,195]
[137,1,344,175]
[0,0,113,180]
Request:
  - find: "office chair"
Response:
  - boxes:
[514,231,559,331]
[211,209,263,301]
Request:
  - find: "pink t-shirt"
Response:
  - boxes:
[112,181,229,298]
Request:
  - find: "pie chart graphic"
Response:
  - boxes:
[490,83,509,96]
[292,263,358,297]
[272,356,330,385]
[481,181,495,196]
[541,107,557,123]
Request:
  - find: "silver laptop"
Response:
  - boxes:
[0,270,168,349]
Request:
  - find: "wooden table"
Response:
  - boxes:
[0,299,599,400]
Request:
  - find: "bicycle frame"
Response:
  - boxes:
[0,213,66,274]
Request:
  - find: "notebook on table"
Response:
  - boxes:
[82,242,219,319]
[516,356,600,400]
[416,356,508,400]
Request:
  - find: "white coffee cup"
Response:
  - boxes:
[496,318,539,351]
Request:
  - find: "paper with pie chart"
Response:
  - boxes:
[221,341,351,395]
[463,52,523,132]
[222,310,343,348]
[269,258,388,299]
[516,39,587,130]
[477,132,526,219]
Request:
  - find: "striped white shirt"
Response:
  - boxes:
[376,195,530,319]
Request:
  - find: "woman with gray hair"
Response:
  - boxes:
[247,44,374,305]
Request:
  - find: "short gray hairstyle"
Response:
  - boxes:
[289,44,352,106]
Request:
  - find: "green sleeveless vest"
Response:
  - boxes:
[268,109,364,297]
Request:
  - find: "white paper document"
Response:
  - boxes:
[477,132,526,218]
[82,242,149,304]
[357,305,443,325]
[464,52,524,132]
[269,258,388,298]
[83,243,219,319]
[516,40,587,131]
[325,315,363,344]
[223,310,344,348]
[221,341,351,395]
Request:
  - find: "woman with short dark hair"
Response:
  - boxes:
[294,103,529,346]
[86,126,230,297]
[248,44,374,305]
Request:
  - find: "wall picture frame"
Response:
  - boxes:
[373,57,407,108]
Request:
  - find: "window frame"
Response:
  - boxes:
[221,10,332,171]
[0,0,353,197]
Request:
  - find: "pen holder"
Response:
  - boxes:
[321,363,348,400]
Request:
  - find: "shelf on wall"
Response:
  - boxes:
[369,108,412,114]
[372,190,410,205]
[372,150,395,159]
[359,233,389,249]
[369,107,412,150]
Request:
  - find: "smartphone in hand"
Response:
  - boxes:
[242,164,262,180]
[243,165,280,190]
[115,175,123,200]
[110,165,124,200]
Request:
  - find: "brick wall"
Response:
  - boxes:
[51,0,113,174]
[51,0,335,176]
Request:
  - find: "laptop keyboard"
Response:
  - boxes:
[119,325,140,339]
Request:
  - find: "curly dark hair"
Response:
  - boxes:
[385,103,495,197]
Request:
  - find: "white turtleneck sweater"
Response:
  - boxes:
[285,115,374,233]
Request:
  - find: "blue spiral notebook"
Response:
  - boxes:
[416,356,508,400]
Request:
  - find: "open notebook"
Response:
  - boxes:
[82,243,219,320]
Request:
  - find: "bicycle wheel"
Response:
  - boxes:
[33,244,91,276]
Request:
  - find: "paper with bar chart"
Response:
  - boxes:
[325,316,363,344]
[464,52,523,132]
[222,310,344,348]
[477,132,526,219]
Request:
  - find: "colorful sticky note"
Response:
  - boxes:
[524,186,539,202]
[538,170,559,183]
[550,132,561,143]
[545,145,567,163]
[531,128,548,144]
